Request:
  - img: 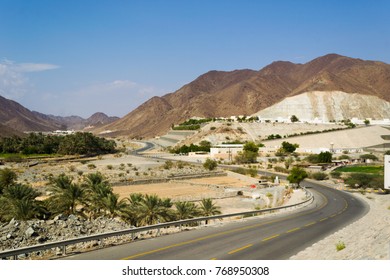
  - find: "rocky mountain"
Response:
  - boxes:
[0,95,62,133]
[86,112,119,127]
[0,95,118,135]
[254,91,390,121]
[97,54,390,138]
[0,123,25,138]
[32,111,119,130]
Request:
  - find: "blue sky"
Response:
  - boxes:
[1,0,389,118]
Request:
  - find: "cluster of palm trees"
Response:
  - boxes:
[0,168,47,221]
[0,169,222,227]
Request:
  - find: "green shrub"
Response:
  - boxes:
[330,171,342,179]
[87,164,96,169]
[274,166,289,173]
[163,160,174,170]
[311,172,328,181]
[203,158,217,171]
[336,241,346,251]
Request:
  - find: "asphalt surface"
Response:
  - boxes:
[62,177,368,260]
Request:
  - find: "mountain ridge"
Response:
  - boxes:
[97,53,390,138]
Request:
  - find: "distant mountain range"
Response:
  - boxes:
[0,95,118,137]
[2,53,390,139]
[95,54,390,138]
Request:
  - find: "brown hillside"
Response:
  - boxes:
[98,54,390,138]
[0,95,62,132]
[0,123,25,138]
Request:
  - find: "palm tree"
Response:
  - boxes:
[47,173,85,216]
[137,194,173,226]
[82,172,113,218]
[199,198,221,224]
[122,193,145,226]
[174,201,200,220]
[0,168,17,194]
[101,193,128,218]
[0,184,44,221]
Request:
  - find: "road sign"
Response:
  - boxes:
[385,155,390,190]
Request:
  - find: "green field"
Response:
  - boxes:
[335,165,384,174]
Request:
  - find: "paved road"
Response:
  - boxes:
[62,179,368,260]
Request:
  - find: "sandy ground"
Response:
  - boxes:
[291,192,390,260]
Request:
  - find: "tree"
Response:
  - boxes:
[234,141,259,164]
[281,141,299,153]
[385,150,390,155]
[174,201,200,220]
[0,184,46,221]
[311,172,328,181]
[199,198,221,217]
[318,151,333,163]
[47,174,85,216]
[0,168,17,194]
[203,158,217,171]
[199,140,211,151]
[243,142,259,153]
[287,167,308,187]
[101,193,128,218]
[290,115,299,122]
[123,193,145,226]
[136,194,173,226]
[235,150,258,163]
[359,154,378,161]
[83,172,113,218]
[364,119,370,126]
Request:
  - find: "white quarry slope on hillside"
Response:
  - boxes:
[254,91,390,121]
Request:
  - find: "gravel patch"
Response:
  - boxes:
[290,192,390,260]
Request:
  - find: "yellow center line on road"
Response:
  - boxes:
[122,190,330,260]
[262,234,280,242]
[286,227,300,233]
[320,217,328,222]
[304,221,316,227]
[210,258,217,260]
[228,244,253,255]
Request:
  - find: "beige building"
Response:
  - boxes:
[210,144,244,161]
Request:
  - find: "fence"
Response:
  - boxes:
[0,188,313,260]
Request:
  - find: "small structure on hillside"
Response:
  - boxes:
[210,144,244,161]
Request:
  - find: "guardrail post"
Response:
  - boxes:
[157,219,161,237]
[13,255,17,260]
[62,245,66,256]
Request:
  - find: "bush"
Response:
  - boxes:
[359,154,378,161]
[330,171,342,179]
[106,165,113,170]
[87,164,96,169]
[203,158,218,171]
[247,168,258,177]
[344,173,383,189]
[311,172,328,181]
[274,166,289,173]
[163,160,174,170]
[336,241,346,251]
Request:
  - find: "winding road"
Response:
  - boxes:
[62,148,369,260]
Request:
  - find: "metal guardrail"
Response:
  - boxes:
[0,189,313,260]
